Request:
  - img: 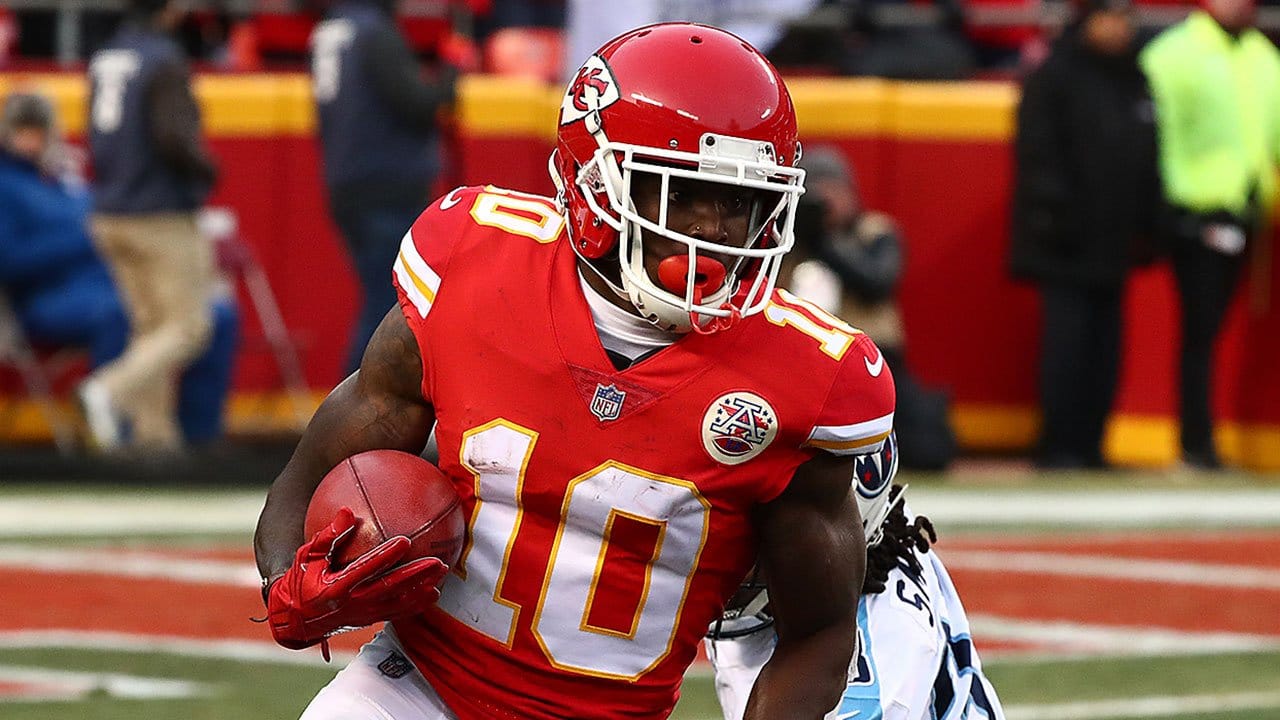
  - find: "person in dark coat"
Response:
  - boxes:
[84,0,219,453]
[1009,0,1163,469]
[309,0,459,375]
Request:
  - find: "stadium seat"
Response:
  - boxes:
[198,207,313,433]
[0,291,79,455]
[483,27,564,83]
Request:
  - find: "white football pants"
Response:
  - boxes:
[299,628,458,720]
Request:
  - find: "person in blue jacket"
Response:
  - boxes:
[0,91,238,446]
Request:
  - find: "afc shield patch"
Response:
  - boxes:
[590,383,627,422]
[702,391,779,465]
[377,651,414,679]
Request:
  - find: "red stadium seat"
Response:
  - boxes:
[0,292,79,454]
[484,27,563,83]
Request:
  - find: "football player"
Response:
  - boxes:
[255,22,895,720]
[707,433,1007,720]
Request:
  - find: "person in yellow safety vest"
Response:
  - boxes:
[1140,0,1280,470]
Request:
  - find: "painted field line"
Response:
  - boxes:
[0,545,261,587]
[23,543,1276,596]
[910,488,1280,527]
[0,664,212,702]
[4,487,1280,537]
[972,615,1280,660]
[0,630,351,667]
[1004,690,1280,720]
[0,492,264,537]
[945,549,1280,589]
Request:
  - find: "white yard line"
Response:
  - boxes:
[971,615,1280,659]
[0,492,264,537]
[0,629,351,667]
[3,488,1280,538]
[944,550,1280,589]
[0,663,214,702]
[0,545,261,586]
[909,488,1280,527]
[1004,691,1280,720]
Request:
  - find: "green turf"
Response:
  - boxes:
[984,651,1280,703]
[2,648,1279,719]
[0,649,334,720]
[2,476,1279,719]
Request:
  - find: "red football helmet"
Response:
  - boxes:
[551,23,806,333]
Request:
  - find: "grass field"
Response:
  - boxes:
[1,465,1278,719]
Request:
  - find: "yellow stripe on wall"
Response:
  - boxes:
[4,395,1279,470]
[457,74,560,139]
[887,82,1018,141]
[0,72,1018,141]
[193,74,315,137]
[0,73,317,136]
[949,403,1039,451]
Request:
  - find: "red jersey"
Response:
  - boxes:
[390,185,895,719]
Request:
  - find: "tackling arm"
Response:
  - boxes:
[743,451,865,720]
[253,307,436,582]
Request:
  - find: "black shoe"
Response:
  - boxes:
[1035,453,1090,471]
[1183,450,1223,471]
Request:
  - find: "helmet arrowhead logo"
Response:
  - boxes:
[571,67,609,112]
[560,55,620,126]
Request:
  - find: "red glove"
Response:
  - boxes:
[265,508,448,657]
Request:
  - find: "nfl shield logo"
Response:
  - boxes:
[590,383,626,421]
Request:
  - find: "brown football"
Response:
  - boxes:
[305,450,465,571]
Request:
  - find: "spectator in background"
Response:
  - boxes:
[309,0,459,376]
[477,0,566,39]
[788,147,956,470]
[842,0,976,80]
[0,91,238,449]
[1141,0,1280,470]
[1010,0,1161,470]
[563,0,821,80]
[1,93,125,372]
[84,0,218,454]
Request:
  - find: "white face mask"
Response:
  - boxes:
[574,131,805,333]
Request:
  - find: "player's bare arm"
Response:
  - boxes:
[743,451,865,720]
[254,307,435,581]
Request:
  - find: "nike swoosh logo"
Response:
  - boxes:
[439,187,464,210]
[864,350,884,378]
[835,711,861,720]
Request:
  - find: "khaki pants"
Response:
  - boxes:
[90,212,214,450]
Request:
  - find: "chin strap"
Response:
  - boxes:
[690,304,741,335]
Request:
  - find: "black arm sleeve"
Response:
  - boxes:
[362,23,457,133]
[148,58,217,185]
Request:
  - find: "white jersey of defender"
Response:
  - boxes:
[707,526,1005,720]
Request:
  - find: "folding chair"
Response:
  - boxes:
[199,207,313,432]
[0,291,79,455]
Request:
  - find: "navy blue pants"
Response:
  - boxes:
[330,192,427,375]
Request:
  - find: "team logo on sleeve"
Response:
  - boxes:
[702,392,779,465]
[590,383,627,421]
[855,430,895,500]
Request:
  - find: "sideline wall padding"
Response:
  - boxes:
[2,73,1277,470]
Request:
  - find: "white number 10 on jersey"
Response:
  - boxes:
[436,419,711,680]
